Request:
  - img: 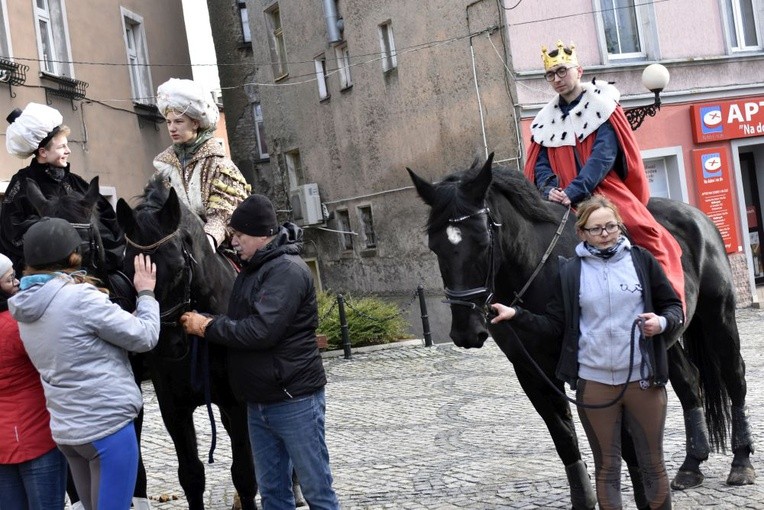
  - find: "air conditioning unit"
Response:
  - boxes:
[290,183,323,226]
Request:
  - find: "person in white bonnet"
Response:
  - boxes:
[0,103,124,275]
[154,78,250,248]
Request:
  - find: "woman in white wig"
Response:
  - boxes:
[154,78,251,248]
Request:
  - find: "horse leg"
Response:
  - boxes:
[153,387,206,510]
[665,341,709,490]
[131,354,151,509]
[511,363,596,510]
[708,313,756,485]
[218,402,257,510]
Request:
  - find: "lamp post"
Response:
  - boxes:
[625,63,670,131]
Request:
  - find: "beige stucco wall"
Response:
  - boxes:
[0,0,192,203]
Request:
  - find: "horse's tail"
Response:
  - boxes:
[683,310,733,453]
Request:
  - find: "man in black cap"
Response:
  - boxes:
[180,194,339,510]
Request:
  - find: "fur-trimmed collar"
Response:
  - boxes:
[530,79,620,147]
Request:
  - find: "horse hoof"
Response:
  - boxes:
[727,465,756,485]
[671,469,704,490]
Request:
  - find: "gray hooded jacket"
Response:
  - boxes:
[9,275,159,445]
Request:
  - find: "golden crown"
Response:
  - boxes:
[542,40,578,71]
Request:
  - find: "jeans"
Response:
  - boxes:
[0,446,67,510]
[247,388,339,510]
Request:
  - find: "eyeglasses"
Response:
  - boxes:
[544,66,576,82]
[581,222,620,235]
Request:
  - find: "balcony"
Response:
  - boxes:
[0,58,29,98]
[40,72,88,110]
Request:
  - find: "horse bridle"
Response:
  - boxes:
[442,207,502,318]
[442,204,571,321]
[70,221,102,271]
[125,230,196,326]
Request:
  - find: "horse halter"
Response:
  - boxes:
[125,229,195,326]
[70,221,101,270]
[442,207,502,318]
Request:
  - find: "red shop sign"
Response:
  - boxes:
[691,97,764,143]
[691,147,740,253]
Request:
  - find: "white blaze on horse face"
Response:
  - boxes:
[446,225,462,245]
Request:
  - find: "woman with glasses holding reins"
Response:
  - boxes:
[523,40,686,317]
[491,196,683,510]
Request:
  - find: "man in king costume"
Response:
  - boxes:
[524,40,686,311]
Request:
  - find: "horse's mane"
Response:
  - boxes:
[426,158,558,233]
[40,188,100,224]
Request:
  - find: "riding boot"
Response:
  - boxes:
[627,465,649,510]
[565,460,596,510]
[132,497,152,510]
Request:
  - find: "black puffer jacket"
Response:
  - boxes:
[206,223,326,404]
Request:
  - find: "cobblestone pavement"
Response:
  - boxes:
[137,308,764,509]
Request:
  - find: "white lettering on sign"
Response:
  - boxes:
[727,101,764,123]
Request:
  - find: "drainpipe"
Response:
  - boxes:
[322,0,343,45]
[466,0,491,161]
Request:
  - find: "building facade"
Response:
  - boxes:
[0,0,192,202]
[505,0,764,306]
[223,0,520,339]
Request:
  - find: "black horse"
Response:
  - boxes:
[408,154,755,509]
[115,177,257,510]
[24,176,150,509]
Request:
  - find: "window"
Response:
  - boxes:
[336,209,354,251]
[600,0,643,58]
[266,4,288,79]
[641,147,689,203]
[238,1,251,43]
[335,43,352,89]
[724,0,761,50]
[378,21,397,72]
[122,8,153,104]
[285,149,303,189]
[33,0,73,77]
[314,54,329,100]
[358,206,376,249]
[0,0,12,59]
[253,102,269,160]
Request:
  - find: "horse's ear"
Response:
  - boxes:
[160,188,182,231]
[83,176,100,209]
[116,198,136,235]
[463,152,494,203]
[406,168,436,206]
[25,178,49,215]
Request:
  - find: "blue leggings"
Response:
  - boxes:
[58,422,138,510]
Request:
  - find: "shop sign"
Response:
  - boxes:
[691,97,764,143]
[691,146,740,253]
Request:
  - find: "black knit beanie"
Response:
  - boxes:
[229,194,278,236]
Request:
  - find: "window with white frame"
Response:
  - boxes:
[265,4,288,79]
[378,21,397,72]
[314,54,329,100]
[122,8,153,104]
[599,0,645,59]
[358,205,376,249]
[238,1,251,44]
[285,149,303,189]
[253,102,269,160]
[724,0,761,50]
[34,0,73,77]
[335,43,352,89]
[336,209,354,251]
[0,1,12,60]
[641,147,689,203]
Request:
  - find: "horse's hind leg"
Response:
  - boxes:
[666,342,709,490]
[218,402,257,510]
[710,314,755,485]
[513,365,596,510]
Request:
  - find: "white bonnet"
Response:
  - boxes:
[0,253,12,277]
[156,78,219,130]
[5,103,63,159]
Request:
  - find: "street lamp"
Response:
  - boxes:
[625,63,670,130]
